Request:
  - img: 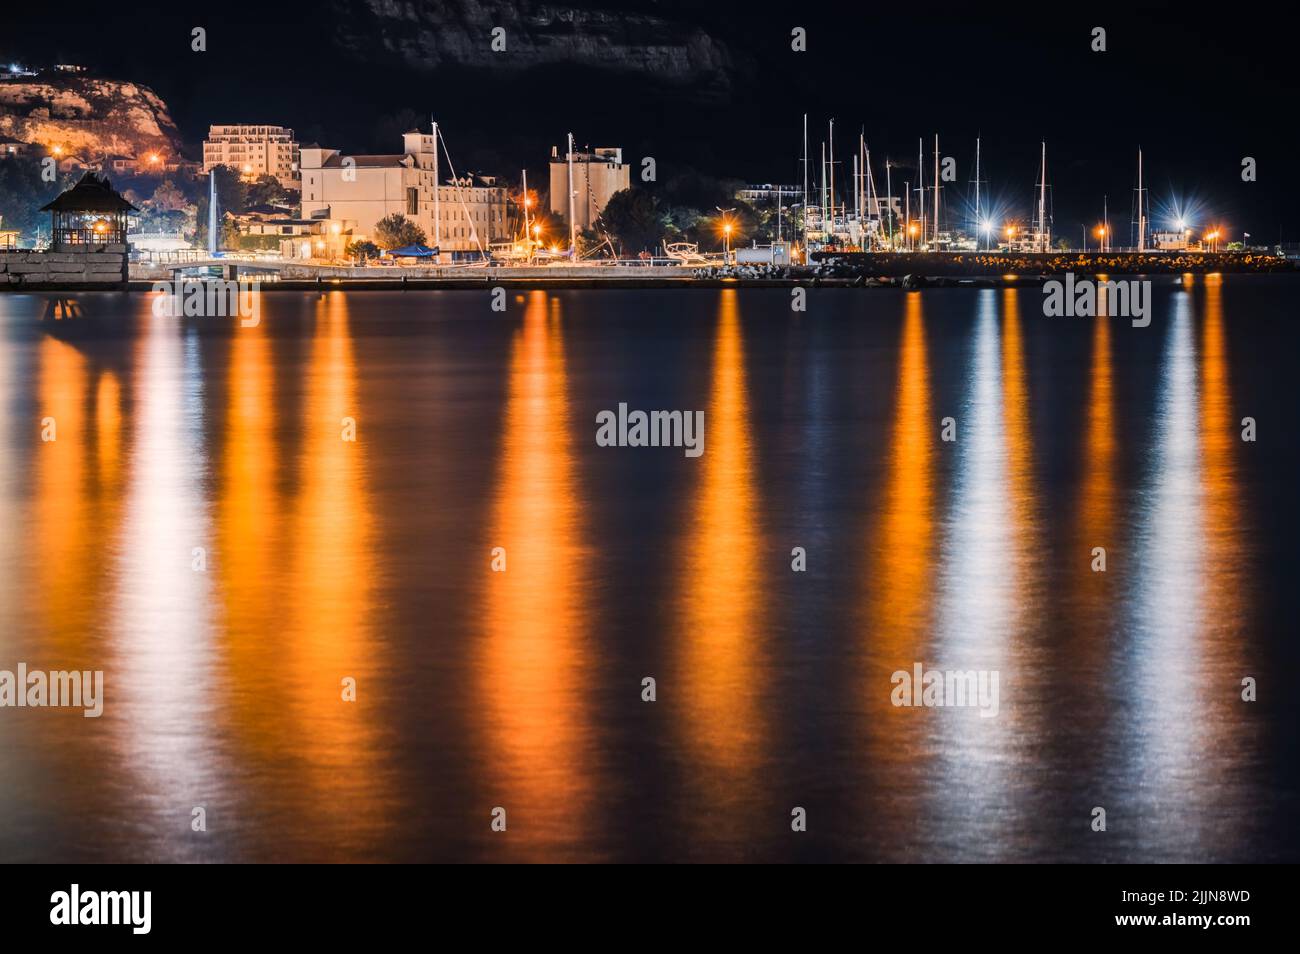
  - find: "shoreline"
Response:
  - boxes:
[4,250,1297,294]
[4,272,1299,293]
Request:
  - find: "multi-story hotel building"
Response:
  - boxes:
[298,130,513,255]
[203,124,300,190]
[549,145,630,231]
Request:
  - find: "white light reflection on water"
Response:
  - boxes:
[106,312,223,858]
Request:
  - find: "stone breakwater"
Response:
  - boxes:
[808,250,1296,277]
[0,247,129,288]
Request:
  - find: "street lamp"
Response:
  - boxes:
[715,206,736,263]
[1006,224,1016,252]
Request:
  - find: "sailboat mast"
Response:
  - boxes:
[852,154,859,239]
[521,167,530,253]
[974,136,981,241]
[432,119,441,249]
[858,132,865,223]
[932,134,940,245]
[917,138,924,246]
[904,181,910,250]
[885,160,893,245]
[820,142,827,236]
[866,146,879,246]
[566,132,576,255]
[828,119,836,231]
[1137,147,1146,252]
[1038,141,1048,251]
[801,113,809,250]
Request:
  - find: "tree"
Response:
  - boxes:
[245,174,287,208]
[373,213,427,249]
[148,179,188,212]
[596,188,665,255]
[576,227,608,258]
[0,156,75,244]
[346,239,381,262]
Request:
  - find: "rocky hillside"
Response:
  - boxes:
[330,0,740,88]
[0,75,184,158]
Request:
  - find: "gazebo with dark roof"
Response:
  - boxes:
[39,172,138,247]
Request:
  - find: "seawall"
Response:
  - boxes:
[809,250,1295,276]
[0,245,129,289]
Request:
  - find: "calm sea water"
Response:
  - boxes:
[0,279,1297,862]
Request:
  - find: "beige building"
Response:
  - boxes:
[549,145,630,231]
[299,130,513,256]
[276,218,365,261]
[203,124,300,190]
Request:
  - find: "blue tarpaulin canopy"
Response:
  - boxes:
[383,244,439,258]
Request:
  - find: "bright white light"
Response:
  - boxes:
[980,219,993,234]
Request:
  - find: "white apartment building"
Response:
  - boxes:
[203,124,300,190]
[549,145,630,231]
[299,130,512,255]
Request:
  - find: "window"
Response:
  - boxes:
[407,187,419,216]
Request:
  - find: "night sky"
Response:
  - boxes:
[5,0,1298,241]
